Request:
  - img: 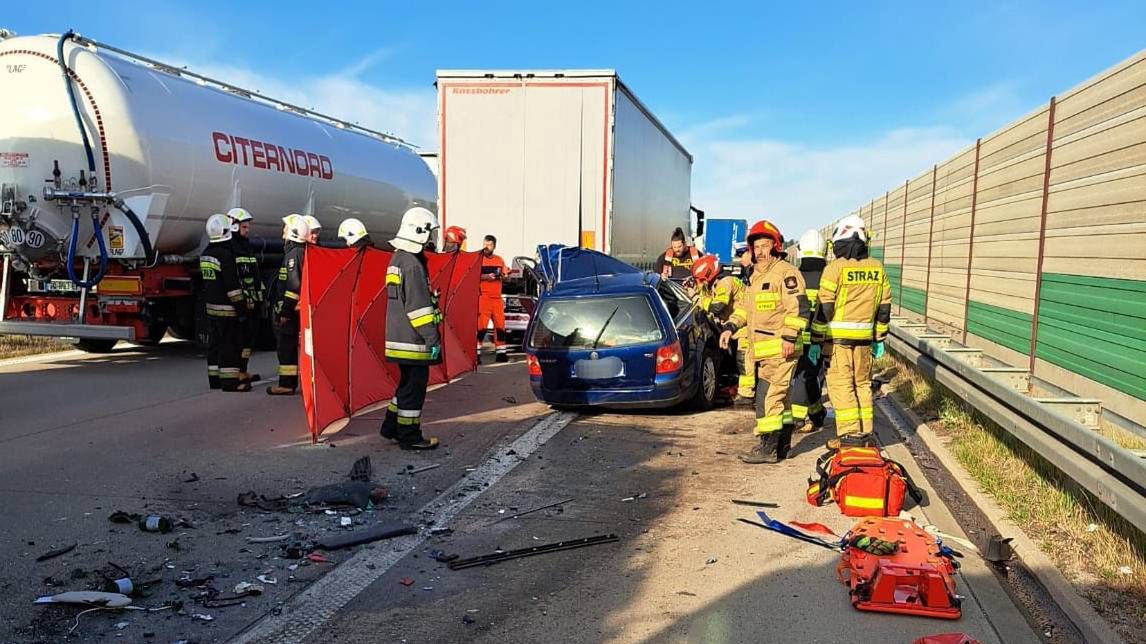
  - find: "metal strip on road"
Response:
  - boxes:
[229,410,579,644]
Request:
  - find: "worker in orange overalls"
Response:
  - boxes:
[477,234,509,363]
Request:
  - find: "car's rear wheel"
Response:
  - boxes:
[690,347,718,410]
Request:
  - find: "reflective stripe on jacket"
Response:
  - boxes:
[812,257,892,345]
[384,249,442,365]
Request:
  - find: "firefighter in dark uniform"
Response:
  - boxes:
[379,206,442,450]
[201,214,249,392]
[267,214,309,396]
[790,229,828,433]
[227,207,265,384]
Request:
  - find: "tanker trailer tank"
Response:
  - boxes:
[0,32,436,349]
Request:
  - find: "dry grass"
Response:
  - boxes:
[0,334,73,359]
[882,355,1146,640]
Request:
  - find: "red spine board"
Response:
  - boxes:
[837,517,961,620]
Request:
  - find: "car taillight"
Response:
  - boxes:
[527,354,542,377]
[656,341,683,374]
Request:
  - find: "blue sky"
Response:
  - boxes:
[5,1,1145,233]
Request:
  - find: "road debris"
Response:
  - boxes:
[401,463,442,475]
[621,493,647,502]
[108,510,140,524]
[706,556,718,565]
[138,515,173,533]
[731,499,780,508]
[430,549,459,563]
[35,542,77,562]
[984,535,1014,563]
[490,497,574,524]
[182,472,200,483]
[34,591,132,608]
[102,577,134,595]
[304,481,388,509]
[340,516,353,528]
[348,455,372,482]
[237,491,290,512]
[448,534,620,570]
[463,613,476,624]
[245,534,291,544]
[399,577,415,586]
[256,574,278,585]
[307,552,331,564]
[191,613,214,622]
[233,582,265,595]
[676,590,697,596]
[314,522,418,551]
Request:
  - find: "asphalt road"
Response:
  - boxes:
[0,344,1039,644]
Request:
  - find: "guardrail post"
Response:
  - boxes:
[924,164,938,323]
[1029,96,1057,374]
[962,138,982,344]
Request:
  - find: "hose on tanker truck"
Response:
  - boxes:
[57,31,97,176]
[56,31,157,284]
[64,212,109,287]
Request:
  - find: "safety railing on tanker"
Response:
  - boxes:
[884,320,1146,536]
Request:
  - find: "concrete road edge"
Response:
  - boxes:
[879,395,1125,644]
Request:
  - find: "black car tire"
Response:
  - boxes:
[690,346,718,411]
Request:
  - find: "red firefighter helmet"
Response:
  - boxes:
[747,219,785,256]
[691,254,722,284]
[444,225,467,245]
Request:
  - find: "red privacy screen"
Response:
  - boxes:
[298,246,481,441]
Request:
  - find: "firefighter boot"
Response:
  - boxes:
[842,432,877,448]
[777,425,794,460]
[739,432,781,464]
[399,435,440,451]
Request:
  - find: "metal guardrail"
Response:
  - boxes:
[885,322,1146,535]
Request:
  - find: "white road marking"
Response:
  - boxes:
[230,410,579,644]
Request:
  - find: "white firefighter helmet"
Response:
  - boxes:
[832,215,868,243]
[206,213,232,243]
[226,207,253,232]
[282,213,310,244]
[302,215,325,240]
[797,229,826,259]
[391,207,439,253]
[338,218,369,247]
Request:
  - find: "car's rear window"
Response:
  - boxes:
[528,295,663,350]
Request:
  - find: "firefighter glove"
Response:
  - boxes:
[872,341,885,359]
[807,344,821,365]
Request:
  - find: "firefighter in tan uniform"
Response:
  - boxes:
[720,220,811,464]
[810,215,892,448]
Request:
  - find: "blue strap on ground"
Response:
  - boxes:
[755,511,845,551]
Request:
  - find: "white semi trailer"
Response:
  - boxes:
[0,32,436,351]
[436,70,693,269]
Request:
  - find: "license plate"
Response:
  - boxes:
[574,356,624,380]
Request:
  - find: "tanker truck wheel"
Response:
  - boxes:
[76,338,119,353]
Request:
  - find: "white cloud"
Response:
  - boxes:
[682,81,1037,235]
[685,124,971,235]
[150,53,438,148]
